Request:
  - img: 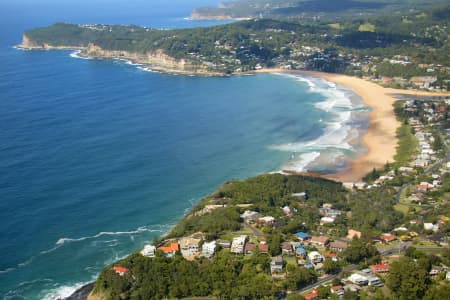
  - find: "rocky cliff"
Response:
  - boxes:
[83,44,221,75]
[18,34,84,50]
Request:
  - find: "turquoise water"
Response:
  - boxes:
[0,1,368,298]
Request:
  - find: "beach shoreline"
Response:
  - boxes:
[252,68,450,182]
[16,43,450,182]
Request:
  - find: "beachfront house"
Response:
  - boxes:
[201,241,216,258]
[179,236,201,258]
[113,266,128,276]
[140,245,156,257]
[158,242,179,258]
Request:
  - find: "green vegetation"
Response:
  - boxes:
[23,4,450,80]
[95,250,279,299]
[393,101,419,168]
[358,23,375,32]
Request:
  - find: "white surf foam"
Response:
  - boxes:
[283,152,321,172]
[69,50,91,60]
[137,66,160,73]
[56,226,165,245]
[271,73,367,172]
[42,280,93,300]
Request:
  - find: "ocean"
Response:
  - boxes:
[0,1,369,299]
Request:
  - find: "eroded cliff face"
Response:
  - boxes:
[190,10,233,20]
[19,34,84,50]
[84,43,218,75]
[19,34,41,48]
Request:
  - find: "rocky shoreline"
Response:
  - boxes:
[17,35,225,77]
[65,282,94,300]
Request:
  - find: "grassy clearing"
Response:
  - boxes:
[358,22,376,32]
[328,23,342,29]
[284,256,297,267]
[393,122,419,168]
[394,203,410,215]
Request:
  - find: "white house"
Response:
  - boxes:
[348,273,368,286]
[140,245,156,257]
[201,241,216,258]
[320,217,335,224]
[308,251,323,264]
[179,237,201,257]
[231,235,247,254]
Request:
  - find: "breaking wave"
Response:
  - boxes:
[271,73,369,172]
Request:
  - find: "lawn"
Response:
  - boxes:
[358,22,376,32]
[394,203,410,215]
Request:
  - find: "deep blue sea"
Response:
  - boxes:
[0,1,369,298]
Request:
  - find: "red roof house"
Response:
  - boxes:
[304,289,318,300]
[159,242,179,255]
[113,266,128,276]
[380,234,397,243]
[371,264,390,273]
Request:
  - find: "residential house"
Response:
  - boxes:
[270,256,284,274]
[343,182,355,189]
[282,206,292,216]
[304,289,318,300]
[429,266,445,277]
[320,217,335,225]
[179,236,201,258]
[424,222,439,232]
[348,273,368,286]
[240,210,261,224]
[218,240,231,248]
[231,235,247,254]
[380,233,397,243]
[310,236,329,248]
[330,240,349,252]
[371,264,390,273]
[158,242,179,257]
[292,192,307,199]
[319,208,342,218]
[325,252,338,262]
[140,245,156,257]
[295,232,311,242]
[308,251,323,264]
[347,229,362,240]
[201,241,216,258]
[113,266,128,276]
[296,247,307,259]
[281,241,292,255]
[365,273,384,287]
[259,244,269,254]
[409,76,437,89]
[355,182,366,190]
[330,285,345,296]
[244,242,256,254]
[258,216,275,225]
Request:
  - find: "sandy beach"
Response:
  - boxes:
[254,68,450,182]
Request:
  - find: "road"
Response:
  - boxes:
[294,244,413,294]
